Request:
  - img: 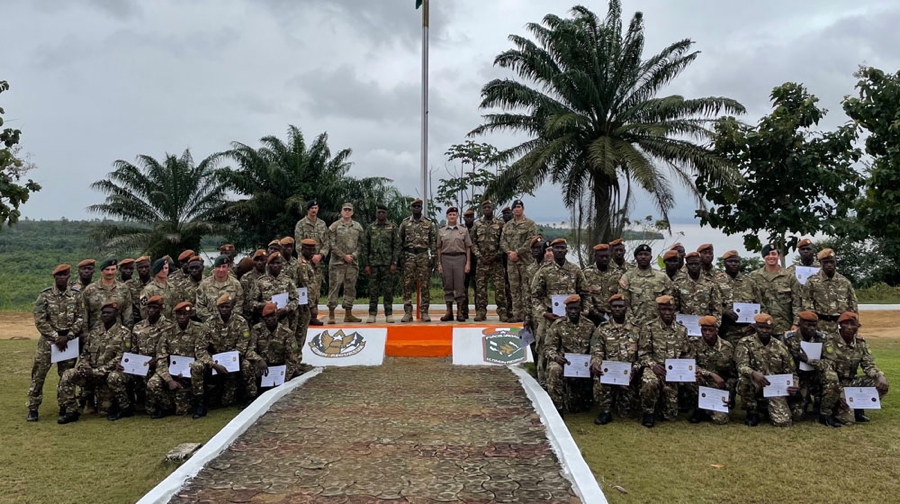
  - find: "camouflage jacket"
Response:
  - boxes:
[195,275,245,322]
[180,276,203,307]
[782,330,828,372]
[249,273,298,315]
[734,335,796,381]
[749,267,802,333]
[82,280,134,331]
[821,334,883,382]
[77,322,128,374]
[500,216,538,264]
[582,265,621,316]
[125,277,151,326]
[399,216,436,255]
[802,270,858,318]
[674,273,722,321]
[611,260,635,276]
[470,217,504,263]
[530,260,587,320]
[295,216,330,258]
[130,315,173,359]
[327,219,364,265]
[590,318,640,371]
[692,336,736,381]
[240,269,265,316]
[362,221,400,267]
[715,271,758,310]
[619,268,674,326]
[203,312,256,364]
[638,318,694,369]
[251,321,298,366]
[155,320,210,382]
[544,316,599,362]
[701,265,722,282]
[33,284,84,338]
[139,279,181,320]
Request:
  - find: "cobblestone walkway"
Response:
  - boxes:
[170,358,579,503]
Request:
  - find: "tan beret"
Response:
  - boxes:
[697,243,713,253]
[722,250,739,260]
[174,301,193,312]
[280,236,295,245]
[411,198,423,205]
[178,250,195,262]
[563,294,581,304]
[608,238,623,246]
[838,312,858,324]
[119,258,135,267]
[550,238,566,246]
[593,243,609,251]
[146,295,163,306]
[817,248,835,260]
[663,250,679,260]
[656,295,675,305]
[670,242,683,250]
[754,313,774,324]
[798,238,813,248]
[798,311,819,322]
[77,259,96,268]
[481,200,492,207]
[267,251,283,263]
[188,255,202,263]
[215,293,232,306]
[101,301,119,310]
[136,256,151,264]
[300,239,317,246]
[53,264,71,275]
[530,236,544,246]
[262,302,278,316]
[268,239,282,247]
[699,315,718,326]
[252,249,266,259]
[219,244,235,252]
[685,251,700,259]
[608,293,624,303]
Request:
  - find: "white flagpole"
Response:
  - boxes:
[420,0,430,215]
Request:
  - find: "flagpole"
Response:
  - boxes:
[420,0,430,215]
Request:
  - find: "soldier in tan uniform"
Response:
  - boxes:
[72,258,95,290]
[436,207,472,322]
[544,295,599,415]
[582,244,621,325]
[195,255,245,323]
[735,313,799,427]
[716,250,759,343]
[118,258,135,283]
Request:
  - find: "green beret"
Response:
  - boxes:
[761,243,778,257]
[213,255,230,268]
[151,258,167,275]
[98,258,118,270]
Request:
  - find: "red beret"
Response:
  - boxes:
[262,302,278,316]
[52,264,71,276]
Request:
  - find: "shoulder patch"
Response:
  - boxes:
[244,330,250,338]
[140,296,148,306]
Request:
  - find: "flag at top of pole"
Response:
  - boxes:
[417,0,429,212]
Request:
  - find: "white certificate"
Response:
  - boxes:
[121,352,153,376]
[733,303,761,324]
[794,266,820,285]
[763,374,794,397]
[799,341,823,371]
[297,287,309,305]
[843,387,881,410]
[211,351,240,375]
[676,314,702,337]
[518,327,535,347]
[563,353,591,378]
[260,365,287,388]
[551,294,573,317]
[599,360,632,386]
[168,355,195,378]
[50,337,79,363]
[698,386,730,413]
[272,292,290,309]
[665,358,696,382]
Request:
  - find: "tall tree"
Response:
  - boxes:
[0,80,41,229]
[469,1,744,244]
[223,125,400,250]
[696,82,863,257]
[435,140,499,213]
[88,149,228,259]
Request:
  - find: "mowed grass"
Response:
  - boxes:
[567,338,900,504]
[0,340,238,504]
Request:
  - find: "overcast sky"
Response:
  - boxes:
[3,0,899,226]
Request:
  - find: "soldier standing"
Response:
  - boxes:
[72,259,95,290]
[590,294,640,425]
[248,252,299,327]
[583,244,622,325]
[663,250,684,282]
[471,200,507,322]
[169,249,194,287]
[750,243,802,334]
[544,295,598,415]
[735,313,799,427]
[299,240,321,331]
[461,209,477,319]
[140,258,180,320]
[147,301,210,419]
[180,256,205,306]
[126,256,152,326]
[674,252,722,322]
[196,255,245,323]
[669,243,686,270]
[325,202,364,323]
[362,204,400,323]
[786,238,821,277]
[716,250,760,343]
[500,199,538,322]
[295,199,329,325]
[697,243,720,281]
[803,249,857,338]
[118,258,135,283]
[399,198,437,322]
[82,259,133,332]
[436,207,472,322]
[26,264,84,422]
[618,244,674,326]
[608,239,633,275]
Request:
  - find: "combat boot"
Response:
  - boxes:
[745,412,760,427]
[818,413,842,428]
[192,398,207,420]
[474,311,487,322]
[440,303,454,322]
[421,309,431,322]
[401,306,413,322]
[456,302,465,322]
[57,408,80,425]
[327,308,336,324]
[641,413,655,428]
[107,405,134,422]
[344,309,362,323]
[594,412,612,425]
[689,409,707,424]
[366,313,376,323]
[854,409,870,423]
[309,307,324,326]
[385,313,395,323]
[150,410,167,420]
[26,409,38,422]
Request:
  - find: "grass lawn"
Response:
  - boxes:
[0,340,238,504]
[567,338,900,504]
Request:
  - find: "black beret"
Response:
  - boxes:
[151,258,167,275]
[99,258,118,270]
[376,204,388,211]
[306,199,318,210]
[512,199,524,208]
[633,244,652,256]
[761,243,778,257]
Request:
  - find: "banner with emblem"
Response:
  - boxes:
[452,327,533,366]
[301,327,387,366]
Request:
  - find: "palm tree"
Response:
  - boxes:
[88,149,228,259]
[470,1,745,244]
[222,125,400,250]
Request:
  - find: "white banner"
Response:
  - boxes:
[452,327,533,366]
[301,327,386,366]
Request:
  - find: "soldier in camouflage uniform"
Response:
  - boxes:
[71,258,95,290]
[241,250,268,319]
[126,256,152,327]
[523,236,550,292]
[619,244,674,326]
[637,295,694,427]
[470,200,507,322]
[252,302,299,384]
[663,250,685,282]
[582,244,621,325]
[148,301,210,419]
[248,252,299,327]
[140,258,181,320]
[180,256,205,306]
[399,198,437,322]
[781,311,832,424]
[528,238,587,384]
[750,243,801,334]
[295,199,329,326]
[802,249,858,338]
[127,295,172,414]
[118,258,135,283]
[688,316,736,425]
[362,204,400,323]
[82,258,133,332]
[199,294,258,407]
[786,238,821,279]
[608,239,634,275]
[820,312,889,425]
[27,264,84,422]
[326,202,364,323]
[590,294,640,425]
[461,209,477,319]
[279,237,300,285]
[697,243,721,281]
[196,255,245,323]
[716,250,760,343]
[544,295,598,414]
[57,302,132,423]
[501,199,538,322]
[734,313,799,427]
[674,252,722,323]
[669,243,686,270]
[168,249,194,288]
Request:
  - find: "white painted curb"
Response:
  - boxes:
[509,365,608,504]
[859,304,900,311]
[137,368,324,504]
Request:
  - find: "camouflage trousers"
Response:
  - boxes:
[310,263,324,305]
[546,361,595,412]
[534,317,551,385]
[199,359,258,406]
[58,369,130,413]
[26,335,76,409]
[327,263,359,309]
[791,370,825,422]
[684,376,737,425]
[295,305,311,361]
[640,368,679,419]
[147,365,205,415]
[506,260,529,320]
[738,375,792,427]
[125,373,152,411]
[821,374,880,425]
[594,374,639,418]
[401,252,432,314]
[367,265,395,316]
[474,259,507,320]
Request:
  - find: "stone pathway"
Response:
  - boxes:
[170,358,580,503]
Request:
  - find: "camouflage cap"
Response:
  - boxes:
[342,202,353,210]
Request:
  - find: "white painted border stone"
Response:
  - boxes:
[137,368,324,504]
[510,365,608,504]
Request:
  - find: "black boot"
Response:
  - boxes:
[456,302,465,322]
[854,409,870,423]
[440,303,454,322]
[642,413,655,428]
[689,409,706,424]
[818,413,841,428]
[745,412,760,427]
[150,410,167,420]
[27,409,39,422]
[57,409,80,425]
[192,398,207,420]
[107,405,134,421]
[594,412,612,425]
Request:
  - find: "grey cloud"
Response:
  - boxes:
[33,0,141,19]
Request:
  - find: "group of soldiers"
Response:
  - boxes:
[536,238,889,428]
